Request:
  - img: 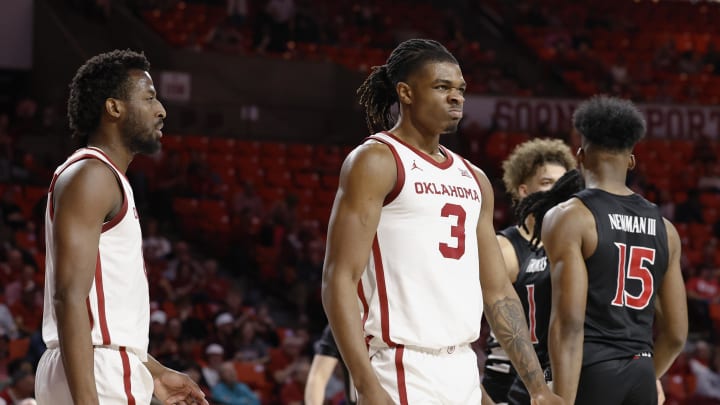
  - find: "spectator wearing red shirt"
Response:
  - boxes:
[686,267,720,337]
[280,357,311,405]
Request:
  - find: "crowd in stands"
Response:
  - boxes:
[492,0,720,104]
[133,0,532,96]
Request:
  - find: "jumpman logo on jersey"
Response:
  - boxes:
[458,167,472,178]
[411,160,423,171]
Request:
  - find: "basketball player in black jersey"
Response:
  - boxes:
[518,96,687,404]
[482,139,576,405]
[304,325,357,405]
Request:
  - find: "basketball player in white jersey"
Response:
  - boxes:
[35,50,207,405]
[322,39,563,405]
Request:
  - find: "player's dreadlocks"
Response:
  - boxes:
[357,39,458,134]
[516,169,585,250]
[67,49,150,145]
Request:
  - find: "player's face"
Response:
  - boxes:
[121,70,166,154]
[404,61,466,135]
[518,163,567,199]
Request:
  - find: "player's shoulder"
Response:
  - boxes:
[55,157,117,190]
[337,140,397,194]
[544,197,593,229]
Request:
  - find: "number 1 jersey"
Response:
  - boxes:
[574,188,669,367]
[358,132,484,350]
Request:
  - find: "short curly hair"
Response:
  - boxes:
[67,49,150,143]
[573,95,646,151]
[501,138,576,203]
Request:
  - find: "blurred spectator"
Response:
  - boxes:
[196,258,230,306]
[148,310,169,358]
[0,190,25,231]
[163,241,201,282]
[4,265,39,307]
[210,361,261,405]
[206,19,246,53]
[658,189,676,221]
[0,359,35,404]
[0,307,18,341]
[268,335,305,385]
[202,343,225,388]
[263,0,296,53]
[279,356,311,405]
[686,267,720,337]
[143,217,172,262]
[214,312,238,356]
[688,342,720,401]
[231,181,263,224]
[234,320,269,363]
[9,282,42,337]
[0,248,27,290]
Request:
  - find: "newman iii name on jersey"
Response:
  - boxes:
[608,214,657,236]
[413,182,480,201]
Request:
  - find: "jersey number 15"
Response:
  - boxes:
[611,243,655,310]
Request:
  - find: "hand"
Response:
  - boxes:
[153,369,209,405]
[656,379,665,405]
[531,390,565,405]
[357,384,395,405]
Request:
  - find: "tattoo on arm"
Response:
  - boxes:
[487,296,544,393]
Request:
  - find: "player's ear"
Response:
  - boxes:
[105,98,124,119]
[629,154,636,170]
[517,184,528,199]
[397,82,412,105]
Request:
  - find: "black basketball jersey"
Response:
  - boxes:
[486,226,552,368]
[574,189,669,367]
[314,325,357,405]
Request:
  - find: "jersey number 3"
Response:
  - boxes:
[439,203,466,259]
[611,243,655,310]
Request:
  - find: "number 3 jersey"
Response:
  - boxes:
[358,132,483,350]
[574,188,669,367]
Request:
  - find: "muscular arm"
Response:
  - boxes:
[472,168,552,399]
[53,160,123,405]
[653,219,688,378]
[321,144,395,396]
[304,354,339,405]
[543,200,593,403]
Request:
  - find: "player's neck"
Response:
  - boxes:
[389,123,444,159]
[87,137,134,174]
[583,169,633,196]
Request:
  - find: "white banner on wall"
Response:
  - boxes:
[464,96,720,139]
[159,71,192,102]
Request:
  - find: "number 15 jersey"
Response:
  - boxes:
[574,188,669,367]
[358,132,484,350]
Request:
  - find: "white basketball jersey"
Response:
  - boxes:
[42,147,150,360]
[359,132,483,349]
